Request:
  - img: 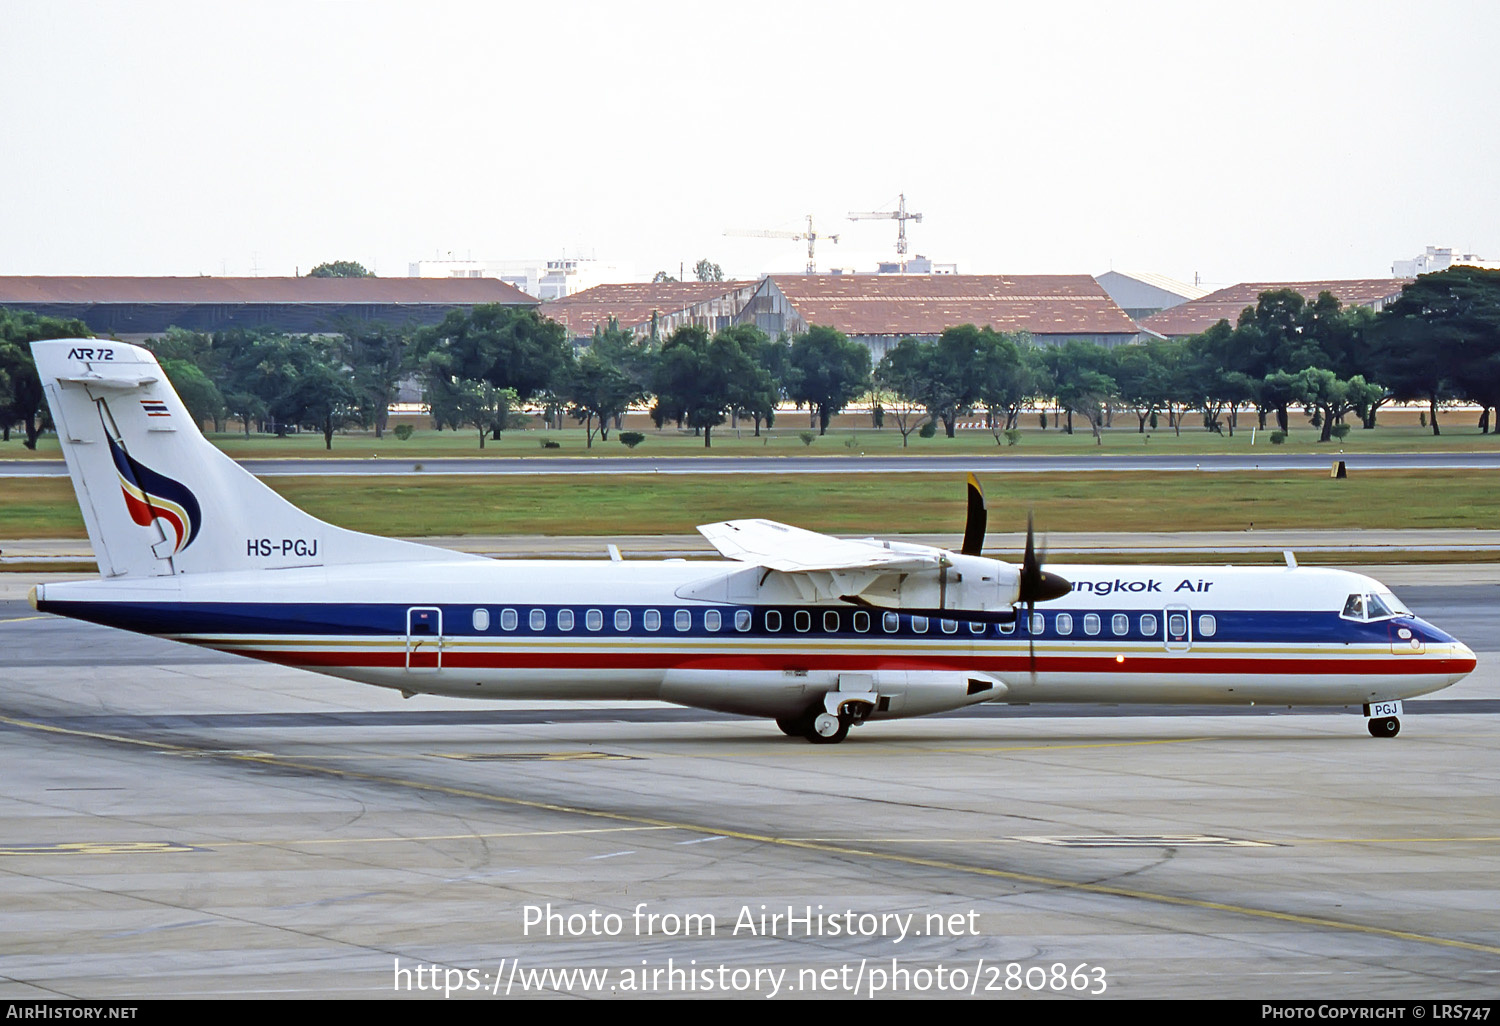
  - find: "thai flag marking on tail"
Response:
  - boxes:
[140,400,171,417]
[107,434,201,554]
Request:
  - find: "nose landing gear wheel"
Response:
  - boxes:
[807,711,850,745]
[1368,716,1401,738]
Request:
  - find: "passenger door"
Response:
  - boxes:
[406,607,443,672]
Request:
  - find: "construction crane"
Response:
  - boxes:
[724,215,839,274]
[848,193,923,272]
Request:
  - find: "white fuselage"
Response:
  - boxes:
[34,559,1477,721]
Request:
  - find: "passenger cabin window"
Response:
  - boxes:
[941,618,958,634]
[794,610,811,633]
[615,609,631,631]
[1055,613,1073,636]
[911,616,928,634]
[824,611,839,632]
[557,609,574,631]
[703,610,720,632]
[1084,613,1100,636]
[675,610,691,632]
[472,608,490,632]
[1000,620,1015,635]
[1029,612,1045,635]
[1140,613,1158,636]
[501,608,518,631]
[734,609,752,632]
[853,611,870,633]
[765,610,782,632]
[1168,613,1188,639]
[883,612,900,633]
[586,608,603,631]
[1111,613,1128,636]
[530,609,546,631]
[1199,614,1217,637]
[970,620,986,635]
[644,609,661,632]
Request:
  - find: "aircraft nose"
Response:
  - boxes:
[1452,641,1478,679]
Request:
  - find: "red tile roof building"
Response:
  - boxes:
[539,281,760,341]
[737,274,1141,359]
[1138,279,1411,337]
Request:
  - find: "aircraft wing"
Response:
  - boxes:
[697,519,943,574]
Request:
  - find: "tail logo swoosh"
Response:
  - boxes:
[107,434,201,554]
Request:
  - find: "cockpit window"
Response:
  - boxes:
[1342,590,1410,621]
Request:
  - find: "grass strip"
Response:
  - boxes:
[1,470,1497,540]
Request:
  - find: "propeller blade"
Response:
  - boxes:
[1013,509,1071,682]
[1017,510,1072,605]
[960,473,987,556]
[1027,596,1037,682]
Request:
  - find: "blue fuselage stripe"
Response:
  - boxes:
[37,600,1454,647]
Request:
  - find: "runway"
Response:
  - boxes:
[6,450,1500,477]
[2,569,1498,1000]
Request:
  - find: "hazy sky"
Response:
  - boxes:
[3,0,1497,287]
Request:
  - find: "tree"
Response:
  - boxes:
[917,327,980,438]
[786,326,871,435]
[158,358,227,431]
[1041,340,1117,443]
[223,333,358,447]
[652,271,679,284]
[693,259,725,283]
[1113,338,1181,433]
[874,338,934,447]
[0,308,92,448]
[1372,267,1500,434]
[718,323,783,435]
[651,325,767,448]
[414,305,571,435]
[972,329,1039,437]
[281,357,360,449]
[430,380,517,448]
[336,322,411,438]
[566,328,645,447]
[308,260,374,278]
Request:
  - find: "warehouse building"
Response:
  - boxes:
[0,276,535,341]
[1139,279,1410,337]
[735,274,1141,360]
[1094,270,1208,320]
[541,280,761,343]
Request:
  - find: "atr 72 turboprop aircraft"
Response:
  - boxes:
[27,340,1476,742]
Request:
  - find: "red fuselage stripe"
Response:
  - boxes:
[212,647,1477,677]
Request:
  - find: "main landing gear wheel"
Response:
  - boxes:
[1368,716,1401,738]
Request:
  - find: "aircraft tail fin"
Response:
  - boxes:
[31,339,473,578]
